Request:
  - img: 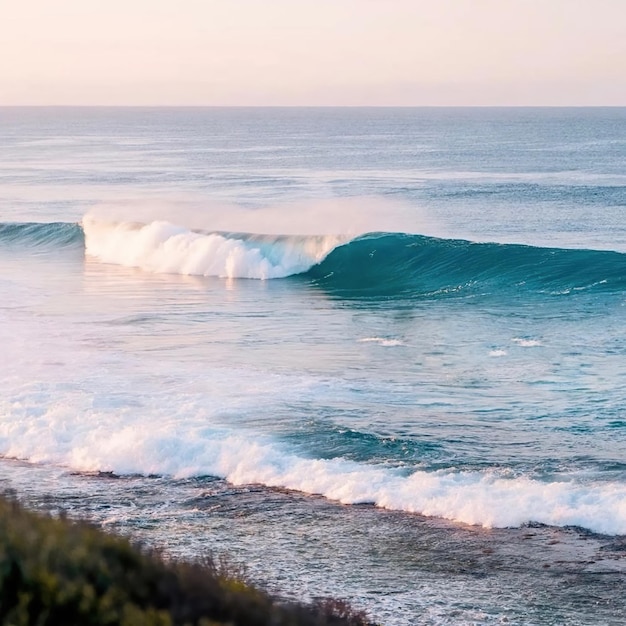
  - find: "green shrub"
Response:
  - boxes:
[0,496,372,626]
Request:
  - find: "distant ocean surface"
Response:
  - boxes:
[0,107,624,625]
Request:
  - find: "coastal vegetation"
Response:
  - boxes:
[0,495,371,626]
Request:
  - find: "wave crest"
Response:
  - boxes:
[3,219,625,296]
[82,216,345,279]
[307,233,626,296]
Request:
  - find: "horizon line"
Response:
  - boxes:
[1,104,626,109]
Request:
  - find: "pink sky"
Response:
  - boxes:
[1,0,624,106]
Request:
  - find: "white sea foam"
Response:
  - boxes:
[489,349,507,357]
[358,337,405,347]
[81,194,444,279]
[82,215,344,279]
[512,337,543,347]
[0,380,625,536]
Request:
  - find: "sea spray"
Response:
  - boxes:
[82,216,344,279]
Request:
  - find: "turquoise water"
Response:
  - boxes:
[0,108,625,624]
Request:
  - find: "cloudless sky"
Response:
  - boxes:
[1,0,624,105]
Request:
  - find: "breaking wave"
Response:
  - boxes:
[81,216,345,280]
[2,218,625,296]
[0,381,624,535]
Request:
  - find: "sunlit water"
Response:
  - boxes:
[1,107,625,625]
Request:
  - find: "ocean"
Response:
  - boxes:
[0,107,624,625]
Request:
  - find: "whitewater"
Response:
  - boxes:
[1,107,625,625]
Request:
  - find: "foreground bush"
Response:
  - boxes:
[0,496,371,626]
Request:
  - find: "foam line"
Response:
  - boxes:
[0,386,624,535]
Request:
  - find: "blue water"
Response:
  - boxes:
[0,107,625,625]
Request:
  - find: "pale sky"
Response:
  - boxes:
[1,0,624,106]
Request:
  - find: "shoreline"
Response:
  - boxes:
[0,491,373,625]
[1,459,625,625]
